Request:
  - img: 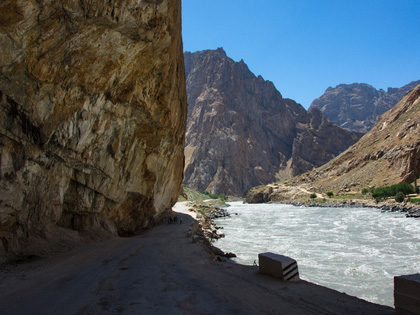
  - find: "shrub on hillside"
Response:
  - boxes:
[395,192,405,203]
[326,191,334,198]
[202,191,227,201]
[371,182,414,201]
[310,193,317,199]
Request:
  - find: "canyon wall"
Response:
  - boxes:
[246,84,420,202]
[0,0,187,261]
[184,49,361,196]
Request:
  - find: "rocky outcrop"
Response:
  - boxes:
[244,186,273,203]
[290,108,363,176]
[309,81,420,133]
[246,84,420,202]
[183,49,361,196]
[0,0,187,261]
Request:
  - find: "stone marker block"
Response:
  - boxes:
[258,252,299,281]
[395,274,420,314]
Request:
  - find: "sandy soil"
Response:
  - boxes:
[0,202,393,314]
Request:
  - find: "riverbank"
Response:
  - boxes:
[212,201,420,308]
[285,198,420,218]
[173,201,395,314]
[0,201,394,314]
[174,201,236,260]
[245,182,420,218]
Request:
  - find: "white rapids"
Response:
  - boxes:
[214,202,420,307]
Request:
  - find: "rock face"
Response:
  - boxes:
[0,0,187,261]
[247,84,420,202]
[309,81,420,133]
[183,49,361,196]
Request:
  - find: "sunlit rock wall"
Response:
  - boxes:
[0,0,187,260]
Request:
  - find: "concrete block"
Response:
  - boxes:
[258,252,299,281]
[395,274,420,297]
[395,274,420,314]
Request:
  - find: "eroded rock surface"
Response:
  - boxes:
[247,84,420,202]
[309,81,420,133]
[184,49,361,196]
[0,0,187,261]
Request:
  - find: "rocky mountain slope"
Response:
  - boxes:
[0,0,187,261]
[246,84,420,202]
[309,80,420,133]
[183,49,362,196]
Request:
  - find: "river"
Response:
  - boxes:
[213,202,420,307]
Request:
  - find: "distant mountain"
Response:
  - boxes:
[309,81,420,133]
[183,48,362,196]
[246,83,420,202]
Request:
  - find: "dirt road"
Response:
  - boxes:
[0,203,393,314]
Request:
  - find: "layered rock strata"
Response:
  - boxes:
[309,81,420,133]
[184,49,361,196]
[0,0,187,261]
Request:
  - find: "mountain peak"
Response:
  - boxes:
[183,50,361,196]
[310,80,420,133]
[300,83,420,192]
[246,83,420,201]
[216,47,226,55]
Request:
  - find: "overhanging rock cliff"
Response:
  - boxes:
[0,0,187,261]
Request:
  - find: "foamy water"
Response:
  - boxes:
[214,202,420,307]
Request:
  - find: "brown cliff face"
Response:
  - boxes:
[309,81,420,133]
[184,49,361,197]
[308,83,420,190]
[247,84,420,202]
[0,0,187,261]
[290,108,363,177]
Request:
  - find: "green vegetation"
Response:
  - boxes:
[330,195,357,199]
[369,182,414,202]
[326,191,334,198]
[362,188,370,195]
[309,193,317,199]
[306,197,328,204]
[181,187,210,202]
[202,191,228,201]
[409,198,420,204]
[395,192,405,203]
[180,187,228,207]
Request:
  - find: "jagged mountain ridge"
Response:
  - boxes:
[183,48,362,196]
[309,81,420,133]
[246,84,420,202]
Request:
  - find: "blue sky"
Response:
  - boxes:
[182,0,420,109]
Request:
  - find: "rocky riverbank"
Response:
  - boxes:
[379,204,420,218]
[246,182,420,219]
[178,201,237,260]
[283,200,420,218]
